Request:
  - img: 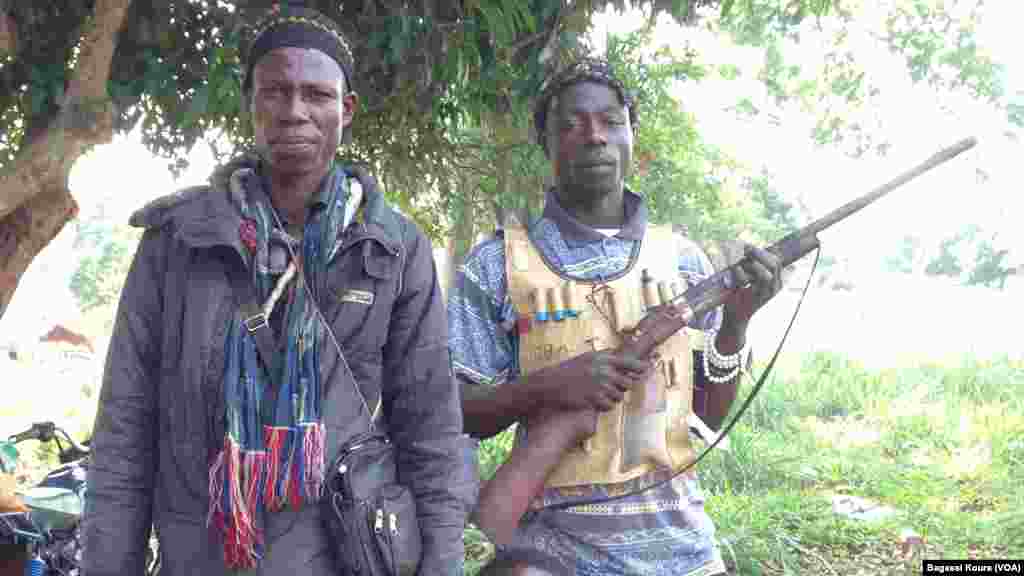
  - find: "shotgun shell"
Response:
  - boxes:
[563,282,580,318]
[641,269,658,311]
[533,287,549,322]
[549,286,566,321]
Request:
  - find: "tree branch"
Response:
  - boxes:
[0,0,132,220]
[508,29,549,54]
[0,185,77,318]
[0,9,16,55]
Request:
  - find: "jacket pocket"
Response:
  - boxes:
[323,237,399,354]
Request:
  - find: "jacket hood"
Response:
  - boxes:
[129,154,402,256]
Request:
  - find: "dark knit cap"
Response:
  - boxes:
[243,3,356,143]
[533,57,638,151]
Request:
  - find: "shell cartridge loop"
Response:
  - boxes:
[607,287,628,333]
[666,357,681,389]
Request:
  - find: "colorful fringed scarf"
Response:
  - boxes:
[207,163,363,569]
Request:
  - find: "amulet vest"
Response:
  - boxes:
[505,225,704,489]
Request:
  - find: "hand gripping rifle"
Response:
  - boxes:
[476,138,978,539]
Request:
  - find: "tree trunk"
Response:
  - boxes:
[445,170,478,290]
[490,108,545,230]
[0,0,133,320]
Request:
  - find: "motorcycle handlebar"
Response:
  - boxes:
[7,422,90,456]
[8,421,52,443]
[56,427,90,456]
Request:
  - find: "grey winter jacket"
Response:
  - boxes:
[82,159,475,575]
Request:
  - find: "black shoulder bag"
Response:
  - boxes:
[225,238,421,576]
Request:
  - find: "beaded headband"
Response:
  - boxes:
[533,57,638,149]
[243,4,355,93]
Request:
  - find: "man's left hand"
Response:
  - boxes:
[721,243,783,334]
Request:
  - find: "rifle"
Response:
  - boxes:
[626,136,977,359]
[473,137,977,545]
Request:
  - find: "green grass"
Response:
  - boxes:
[7,352,1022,574]
[465,352,1024,575]
[464,425,515,573]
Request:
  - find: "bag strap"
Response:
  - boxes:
[258,186,381,435]
[225,172,381,436]
[225,258,281,387]
[224,255,291,431]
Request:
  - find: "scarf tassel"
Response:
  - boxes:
[302,422,326,500]
[210,167,346,569]
[263,426,288,511]
[288,427,303,510]
[209,439,265,570]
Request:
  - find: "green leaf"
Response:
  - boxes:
[735,97,759,116]
[719,63,742,80]
[478,0,512,45]
[721,0,736,19]
[184,85,209,126]
[1008,100,1024,128]
[0,442,18,474]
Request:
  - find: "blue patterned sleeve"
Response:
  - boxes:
[446,236,518,389]
[674,233,723,334]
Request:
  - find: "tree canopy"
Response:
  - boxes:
[0,0,827,317]
[0,0,1016,319]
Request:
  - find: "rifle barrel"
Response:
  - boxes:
[772,137,977,266]
[634,137,978,360]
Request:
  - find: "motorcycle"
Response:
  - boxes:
[0,421,160,576]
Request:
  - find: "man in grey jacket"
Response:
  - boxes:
[82,5,472,575]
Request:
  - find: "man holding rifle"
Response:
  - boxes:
[448,58,783,575]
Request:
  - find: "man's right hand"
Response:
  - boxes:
[527,350,654,413]
[462,349,653,439]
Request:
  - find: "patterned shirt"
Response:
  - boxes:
[448,189,728,576]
